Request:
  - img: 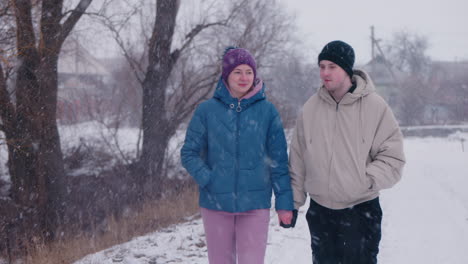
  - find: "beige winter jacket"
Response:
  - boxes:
[289,69,405,210]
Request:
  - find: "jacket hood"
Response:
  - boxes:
[213,76,266,111]
[318,69,376,105]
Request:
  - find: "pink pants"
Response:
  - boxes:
[200,207,270,264]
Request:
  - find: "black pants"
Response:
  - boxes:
[306,198,382,264]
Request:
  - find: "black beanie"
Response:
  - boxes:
[318,40,355,78]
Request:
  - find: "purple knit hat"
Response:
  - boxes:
[222,47,257,82]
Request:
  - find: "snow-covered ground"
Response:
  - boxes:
[2,125,467,263]
[75,136,468,264]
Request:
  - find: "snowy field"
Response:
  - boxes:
[74,135,468,264]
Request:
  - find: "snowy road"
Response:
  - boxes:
[75,137,468,264]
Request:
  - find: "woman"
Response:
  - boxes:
[181,47,294,263]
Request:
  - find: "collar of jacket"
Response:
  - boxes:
[213,77,266,111]
[318,69,376,106]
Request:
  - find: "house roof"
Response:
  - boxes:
[361,55,404,85]
[430,60,468,79]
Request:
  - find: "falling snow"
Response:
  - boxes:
[73,134,468,264]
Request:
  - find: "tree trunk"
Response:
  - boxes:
[139,0,179,194]
[36,55,66,233]
[5,0,92,239]
[11,20,64,241]
[10,0,44,211]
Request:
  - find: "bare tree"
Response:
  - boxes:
[0,0,93,238]
[386,31,431,75]
[265,54,319,127]
[396,76,427,125]
[139,0,301,194]
[429,62,468,123]
[384,31,432,125]
[88,0,299,196]
[93,0,241,195]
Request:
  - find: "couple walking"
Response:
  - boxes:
[181,41,405,264]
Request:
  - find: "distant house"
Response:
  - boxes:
[361,55,403,108]
[361,56,468,125]
[57,40,113,123]
[428,60,468,123]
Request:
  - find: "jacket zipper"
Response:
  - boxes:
[327,102,339,203]
[234,100,242,211]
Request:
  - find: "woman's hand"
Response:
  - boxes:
[277,210,293,225]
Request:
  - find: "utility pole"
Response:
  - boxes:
[371,25,375,60]
[370,25,397,82]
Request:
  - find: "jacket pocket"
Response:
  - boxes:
[242,167,269,192]
[206,166,234,194]
[331,170,372,203]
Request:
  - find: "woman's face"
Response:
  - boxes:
[227,64,255,99]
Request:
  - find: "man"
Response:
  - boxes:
[289,40,405,263]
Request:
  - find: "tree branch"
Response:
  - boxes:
[12,0,37,56]
[0,1,12,17]
[171,21,225,63]
[171,71,218,125]
[104,20,145,84]
[0,62,15,135]
[89,8,146,84]
[59,0,93,46]
[171,0,246,63]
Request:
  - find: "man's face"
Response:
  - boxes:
[319,60,349,94]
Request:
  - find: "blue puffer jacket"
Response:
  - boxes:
[181,77,294,213]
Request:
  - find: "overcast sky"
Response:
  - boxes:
[279,0,468,65]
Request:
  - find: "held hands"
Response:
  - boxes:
[277,210,292,225]
[277,209,298,228]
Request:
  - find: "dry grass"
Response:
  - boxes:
[18,185,199,264]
